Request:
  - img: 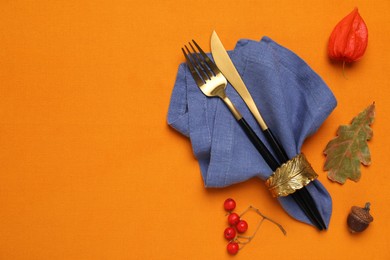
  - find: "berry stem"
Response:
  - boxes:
[237,218,265,245]
[240,205,287,236]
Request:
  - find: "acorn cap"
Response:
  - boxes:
[351,205,373,223]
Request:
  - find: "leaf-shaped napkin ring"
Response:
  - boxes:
[265,154,318,197]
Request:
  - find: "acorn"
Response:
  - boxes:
[347,202,373,233]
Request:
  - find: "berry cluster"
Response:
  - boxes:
[222,198,287,255]
[223,198,248,255]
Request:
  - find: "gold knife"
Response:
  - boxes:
[210,30,327,230]
[210,30,288,162]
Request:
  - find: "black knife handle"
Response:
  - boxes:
[237,118,279,171]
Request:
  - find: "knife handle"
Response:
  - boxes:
[237,118,279,171]
[262,128,289,164]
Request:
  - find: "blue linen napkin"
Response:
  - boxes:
[167,37,337,227]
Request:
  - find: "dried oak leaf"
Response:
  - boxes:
[324,103,375,184]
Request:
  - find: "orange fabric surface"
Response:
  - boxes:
[1,0,389,259]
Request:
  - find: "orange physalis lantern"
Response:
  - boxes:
[328,8,368,63]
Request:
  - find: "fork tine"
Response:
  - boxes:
[188,42,213,79]
[184,45,209,83]
[192,39,221,74]
[182,47,204,86]
[185,44,210,83]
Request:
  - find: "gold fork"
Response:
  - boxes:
[182,40,279,170]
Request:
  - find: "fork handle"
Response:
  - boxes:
[262,128,289,164]
[239,118,326,230]
[237,118,280,171]
[224,100,326,230]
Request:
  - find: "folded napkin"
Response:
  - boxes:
[167,37,337,227]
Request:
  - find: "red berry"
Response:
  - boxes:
[227,242,239,255]
[228,213,240,226]
[224,227,236,241]
[236,220,248,233]
[224,198,236,212]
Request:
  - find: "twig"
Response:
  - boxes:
[234,205,287,250]
[245,205,287,235]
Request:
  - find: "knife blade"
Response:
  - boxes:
[210,30,288,162]
[210,30,268,131]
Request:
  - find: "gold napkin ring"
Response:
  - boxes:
[265,153,318,198]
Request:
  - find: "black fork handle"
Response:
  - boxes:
[237,118,279,171]
[262,128,289,163]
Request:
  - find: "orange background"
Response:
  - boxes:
[1,0,389,259]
